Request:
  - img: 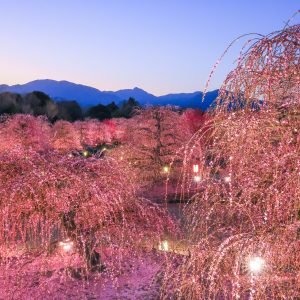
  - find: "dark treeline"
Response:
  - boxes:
[0,91,140,121]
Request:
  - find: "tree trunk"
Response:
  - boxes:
[62,210,102,272]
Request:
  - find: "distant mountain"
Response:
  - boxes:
[0,80,120,106]
[114,87,157,104]
[158,90,218,110]
[0,79,218,110]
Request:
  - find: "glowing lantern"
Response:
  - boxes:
[193,164,199,173]
[59,239,74,252]
[158,240,169,251]
[163,166,169,173]
[248,256,265,274]
[224,176,231,183]
[194,175,201,182]
[83,150,89,157]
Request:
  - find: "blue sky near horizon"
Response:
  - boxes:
[0,0,298,95]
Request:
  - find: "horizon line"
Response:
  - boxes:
[0,78,219,97]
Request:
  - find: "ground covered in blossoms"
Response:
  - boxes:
[0,250,166,300]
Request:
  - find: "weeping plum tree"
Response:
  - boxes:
[112,117,128,142]
[0,121,174,298]
[162,18,300,299]
[182,109,209,135]
[0,114,51,155]
[122,106,190,183]
[74,119,103,148]
[52,120,82,152]
[0,151,171,264]
[101,119,117,143]
[74,119,117,149]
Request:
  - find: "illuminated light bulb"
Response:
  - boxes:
[120,156,123,160]
[194,175,201,182]
[158,240,169,251]
[83,151,89,157]
[229,156,233,161]
[68,153,73,158]
[59,239,74,252]
[163,166,169,173]
[102,147,107,151]
[224,176,231,183]
[248,256,265,274]
[63,243,72,251]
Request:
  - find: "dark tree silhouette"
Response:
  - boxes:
[56,101,83,121]
[86,104,111,120]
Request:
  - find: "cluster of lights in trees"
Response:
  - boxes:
[0,13,298,300]
[0,104,207,298]
[193,163,201,182]
[0,116,176,298]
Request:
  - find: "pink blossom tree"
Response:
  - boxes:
[121,106,190,183]
[0,149,174,297]
[182,109,209,135]
[101,119,117,143]
[52,120,82,152]
[74,119,102,148]
[162,19,300,299]
[112,117,128,142]
[0,114,51,155]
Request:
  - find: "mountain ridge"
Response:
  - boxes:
[0,79,218,110]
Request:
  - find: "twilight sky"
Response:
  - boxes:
[0,0,298,95]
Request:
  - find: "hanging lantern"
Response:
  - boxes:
[158,240,169,251]
[193,164,199,173]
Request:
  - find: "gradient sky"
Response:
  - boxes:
[0,0,298,95]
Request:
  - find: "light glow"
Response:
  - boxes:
[158,240,169,251]
[248,256,265,274]
[224,176,231,182]
[194,175,201,182]
[163,166,169,173]
[59,239,74,252]
[193,164,199,173]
